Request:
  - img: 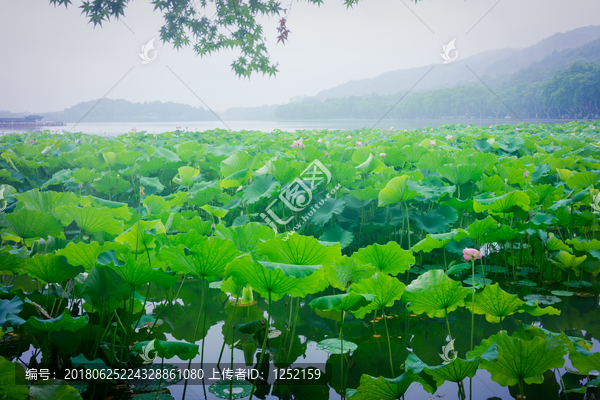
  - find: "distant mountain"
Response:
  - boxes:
[311,25,600,101]
[40,99,216,123]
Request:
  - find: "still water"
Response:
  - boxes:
[0,118,581,136]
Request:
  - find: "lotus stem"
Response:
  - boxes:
[381,308,394,377]
[201,278,209,369]
[470,259,475,352]
[286,297,299,365]
[183,278,206,400]
[249,290,272,400]
[218,286,242,367]
[340,309,346,399]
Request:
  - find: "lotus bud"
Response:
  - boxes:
[429,140,436,146]
[30,139,34,143]
[325,151,329,157]
[477,147,481,151]
[249,178,252,183]
[467,125,471,128]
[78,183,83,188]
[524,171,529,178]
[462,248,482,261]
[211,222,216,230]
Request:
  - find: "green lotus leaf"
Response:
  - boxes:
[378,175,420,207]
[116,150,143,166]
[58,204,124,235]
[417,151,450,172]
[530,212,557,226]
[352,147,372,164]
[29,379,83,400]
[16,189,79,217]
[328,162,358,187]
[517,301,561,317]
[75,154,105,170]
[215,222,275,254]
[412,231,457,253]
[554,251,587,269]
[324,255,374,291]
[102,152,118,168]
[23,254,83,284]
[546,233,571,252]
[139,176,166,192]
[424,357,483,386]
[225,255,327,301]
[24,312,87,333]
[402,144,429,164]
[176,141,206,162]
[143,195,169,215]
[80,265,130,307]
[0,297,23,330]
[209,379,252,399]
[403,269,470,318]
[351,370,435,400]
[0,246,26,275]
[352,242,414,276]
[350,272,406,319]
[178,217,212,235]
[151,147,180,162]
[220,152,257,177]
[495,164,526,187]
[188,181,220,207]
[470,283,524,323]
[221,168,253,188]
[484,225,525,243]
[318,225,354,249]
[316,338,358,355]
[166,231,207,249]
[115,220,165,251]
[173,166,200,187]
[109,258,177,287]
[73,168,102,184]
[473,191,530,214]
[257,233,340,266]
[467,330,566,386]
[242,174,279,204]
[566,171,599,190]
[309,291,374,313]
[5,208,63,240]
[0,356,29,400]
[56,241,105,272]
[308,198,345,227]
[132,339,199,360]
[566,238,600,253]
[437,164,483,185]
[161,237,240,280]
[496,135,524,153]
[200,204,228,218]
[567,341,600,375]
[93,172,130,196]
[410,206,458,234]
[356,154,386,174]
[42,169,72,188]
[264,158,300,186]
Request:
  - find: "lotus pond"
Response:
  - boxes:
[1,122,600,400]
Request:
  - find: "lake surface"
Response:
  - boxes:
[0,118,585,135]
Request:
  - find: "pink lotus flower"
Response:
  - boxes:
[524,171,529,178]
[290,138,305,149]
[78,183,83,188]
[29,139,34,143]
[249,178,252,183]
[463,248,482,261]
[284,136,287,139]
[467,126,471,129]
[430,129,434,132]
[379,152,386,158]
[429,140,436,146]
[445,134,453,141]
[359,132,362,135]
[347,135,352,139]
[477,147,481,151]
[325,151,329,157]
[571,133,576,136]
[422,130,426,133]
[404,130,408,133]
[317,138,323,143]
[74,139,79,143]
[515,128,519,131]
[387,131,391,134]
[356,141,362,146]
[590,125,595,129]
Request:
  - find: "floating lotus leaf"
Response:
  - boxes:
[309,292,374,313]
[132,339,199,360]
[209,379,253,399]
[316,338,358,355]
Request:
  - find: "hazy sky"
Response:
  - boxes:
[1,0,599,113]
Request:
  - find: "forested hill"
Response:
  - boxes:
[310,25,600,101]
